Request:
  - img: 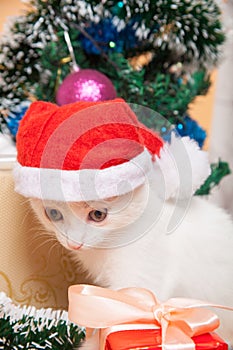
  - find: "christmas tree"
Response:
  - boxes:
[0,0,225,135]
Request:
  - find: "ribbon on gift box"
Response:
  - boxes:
[68,284,232,350]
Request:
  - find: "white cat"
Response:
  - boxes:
[30,169,233,349]
[12,98,233,348]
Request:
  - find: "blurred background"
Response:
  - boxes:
[0,0,217,147]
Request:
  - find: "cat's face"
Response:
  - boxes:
[30,183,161,250]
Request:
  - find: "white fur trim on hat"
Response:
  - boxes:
[13,136,211,202]
[13,149,153,202]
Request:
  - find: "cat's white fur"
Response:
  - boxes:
[30,175,233,348]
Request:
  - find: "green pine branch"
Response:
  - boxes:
[195,161,231,196]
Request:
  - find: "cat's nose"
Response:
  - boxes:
[67,242,83,250]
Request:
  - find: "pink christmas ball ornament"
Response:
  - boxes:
[56,69,117,105]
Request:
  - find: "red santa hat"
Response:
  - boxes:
[13,98,210,202]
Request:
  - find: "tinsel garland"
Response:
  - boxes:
[0,292,85,349]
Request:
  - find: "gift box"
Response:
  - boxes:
[105,329,228,350]
[68,284,230,350]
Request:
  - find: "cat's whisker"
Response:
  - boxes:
[30,235,57,245]
[25,230,49,250]
[29,236,58,255]
[27,226,48,234]
[31,229,56,237]
[20,209,34,226]
[46,241,60,261]
[26,228,56,247]
[19,197,31,206]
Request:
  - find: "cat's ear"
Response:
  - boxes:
[153,134,210,200]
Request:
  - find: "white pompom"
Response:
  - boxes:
[153,134,211,200]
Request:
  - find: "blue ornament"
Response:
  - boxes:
[119,20,139,51]
[6,101,31,137]
[79,19,121,55]
[161,116,206,148]
[175,116,206,148]
[79,18,139,55]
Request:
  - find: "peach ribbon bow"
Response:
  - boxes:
[68,284,223,350]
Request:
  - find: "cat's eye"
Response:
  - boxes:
[45,208,63,222]
[88,209,107,223]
